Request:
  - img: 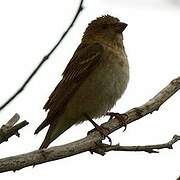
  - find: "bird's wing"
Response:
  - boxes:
[34,43,104,134]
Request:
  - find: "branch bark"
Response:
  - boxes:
[92,135,180,155]
[0,76,180,173]
[0,114,29,144]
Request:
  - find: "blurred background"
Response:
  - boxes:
[0,0,180,179]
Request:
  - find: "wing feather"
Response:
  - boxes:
[35,43,104,134]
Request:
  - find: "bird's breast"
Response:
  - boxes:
[65,48,129,122]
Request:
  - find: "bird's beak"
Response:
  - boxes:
[119,22,128,32]
[115,22,128,33]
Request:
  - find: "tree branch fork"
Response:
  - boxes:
[0,0,179,174]
[0,76,180,173]
[93,134,180,155]
[0,114,29,144]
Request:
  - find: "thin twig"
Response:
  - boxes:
[0,76,179,173]
[5,113,20,127]
[0,0,84,112]
[92,135,180,155]
[0,114,29,144]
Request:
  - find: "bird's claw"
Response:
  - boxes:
[87,126,112,145]
[106,112,128,131]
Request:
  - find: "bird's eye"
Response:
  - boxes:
[101,24,108,29]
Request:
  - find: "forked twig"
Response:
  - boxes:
[0,76,179,173]
[0,114,29,144]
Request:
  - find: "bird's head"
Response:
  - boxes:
[82,15,127,47]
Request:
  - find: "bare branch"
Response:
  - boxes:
[0,76,179,173]
[0,0,84,112]
[0,114,29,144]
[5,113,20,127]
[92,135,180,155]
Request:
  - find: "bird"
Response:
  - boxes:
[35,15,129,149]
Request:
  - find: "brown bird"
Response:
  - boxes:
[35,15,129,149]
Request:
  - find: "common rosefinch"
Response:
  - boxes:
[35,15,129,149]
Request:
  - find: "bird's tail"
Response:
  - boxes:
[39,117,74,149]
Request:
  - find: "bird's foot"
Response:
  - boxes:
[84,114,112,145]
[87,125,112,145]
[106,112,128,131]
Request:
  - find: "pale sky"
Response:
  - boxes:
[0,0,180,179]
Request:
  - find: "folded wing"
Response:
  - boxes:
[34,43,104,134]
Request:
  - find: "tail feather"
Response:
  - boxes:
[39,125,52,149]
[38,117,75,149]
[34,119,49,135]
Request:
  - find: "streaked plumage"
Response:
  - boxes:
[35,15,129,149]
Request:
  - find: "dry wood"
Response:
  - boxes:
[0,114,29,144]
[0,76,179,173]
